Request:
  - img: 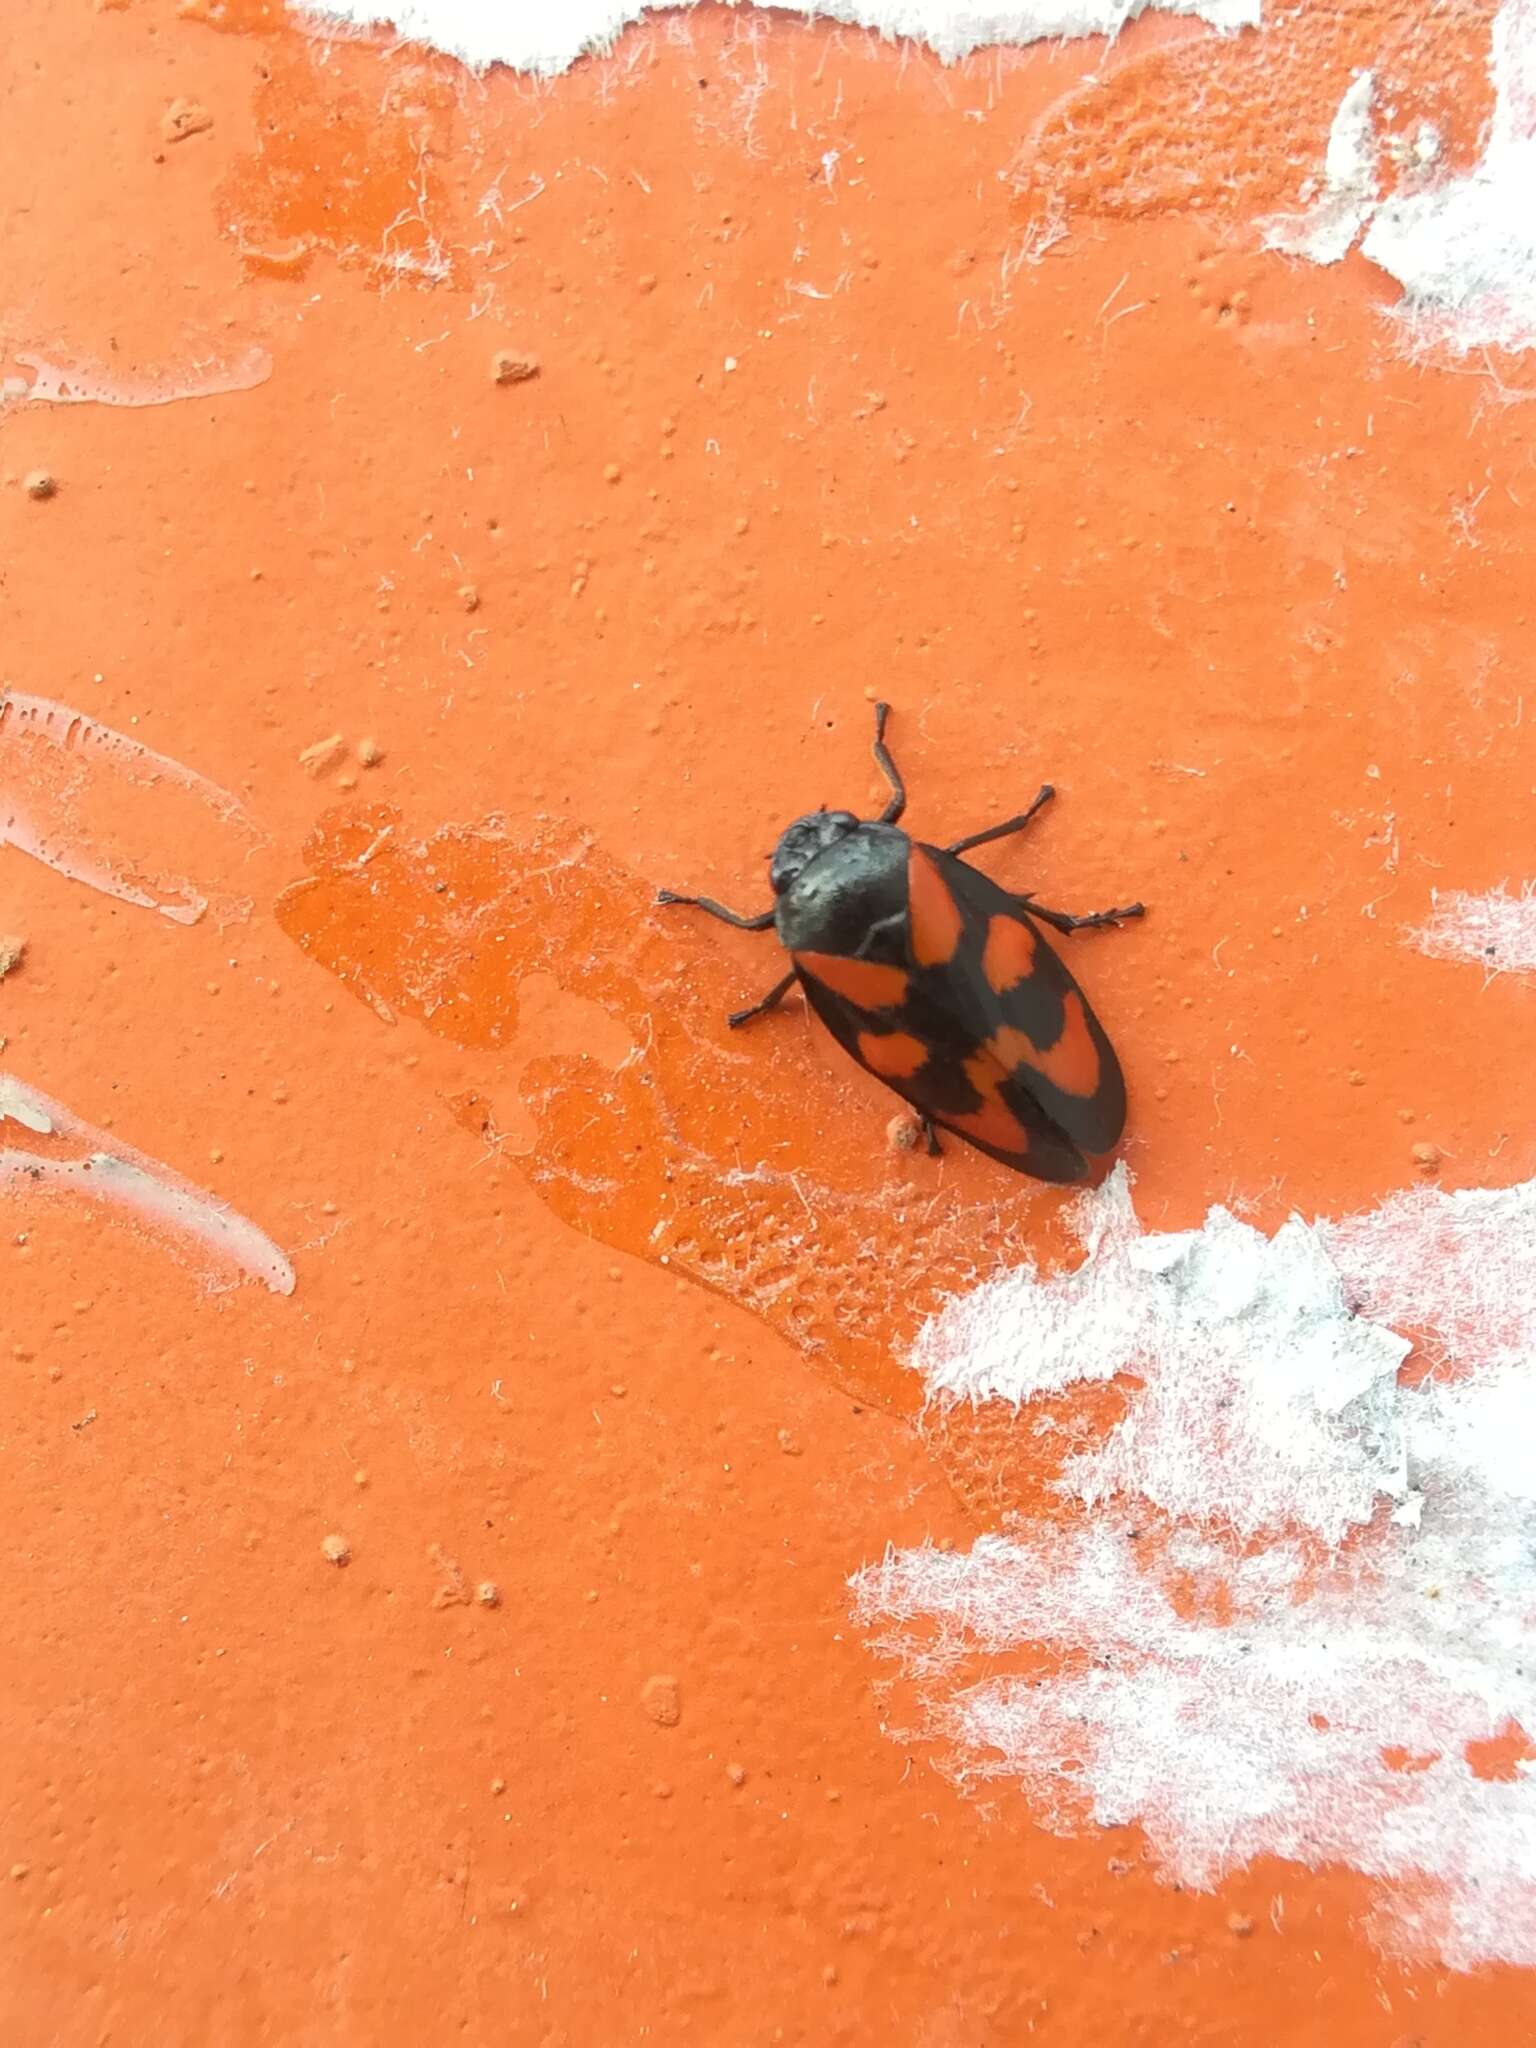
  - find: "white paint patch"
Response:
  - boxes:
[853,1167,1536,1970]
[295,0,1259,77]
[1411,883,1536,976]
[1268,0,1536,353]
[1363,0,1536,352]
[0,345,272,411]
[0,689,261,924]
[0,1071,294,1294]
[0,1073,54,1135]
[1262,70,1378,265]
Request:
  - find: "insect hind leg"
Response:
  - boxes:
[947,784,1054,856]
[1024,897,1145,933]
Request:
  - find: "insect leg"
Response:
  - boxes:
[947,784,1054,856]
[919,1115,944,1157]
[656,889,776,931]
[871,701,906,824]
[727,971,797,1029]
[1023,897,1146,933]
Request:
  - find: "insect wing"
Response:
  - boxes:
[905,844,1128,1156]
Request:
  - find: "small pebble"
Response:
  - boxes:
[476,1580,501,1609]
[1411,1141,1442,1171]
[24,472,56,500]
[161,98,213,144]
[492,350,539,385]
[1227,1912,1255,1937]
[357,737,384,767]
[321,1533,351,1566]
[299,733,345,776]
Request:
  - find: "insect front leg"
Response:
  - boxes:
[919,1115,944,1157]
[655,888,776,931]
[1023,896,1146,933]
[871,701,906,825]
[727,971,797,1029]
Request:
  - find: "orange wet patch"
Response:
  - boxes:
[982,912,1039,993]
[220,41,466,285]
[1025,991,1101,1099]
[857,1028,930,1080]
[274,810,1047,1409]
[907,845,965,966]
[796,950,910,1012]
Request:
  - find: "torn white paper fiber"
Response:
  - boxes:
[295,0,1260,78]
[1267,0,1536,353]
[852,1167,1536,1970]
[1411,883,1536,977]
[1363,0,1536,353]
[1262,69,1378,265]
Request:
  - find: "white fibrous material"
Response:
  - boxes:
[294,0,1258,76]
[1363,0,1536,352]
[0,1072,294,1294]
[909,1168,1412,1542]
[1262,69,1378,264]
[1411,884,1536,977]
[1266,0,1536,353]
[853,1166,1536,1970]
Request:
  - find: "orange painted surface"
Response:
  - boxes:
[2,0,1535,2041]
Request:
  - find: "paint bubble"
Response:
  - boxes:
[641,1675,681,1727]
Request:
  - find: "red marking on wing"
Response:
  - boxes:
[943,1043,1035,1156]
[946,1093,1034,1156]
[981,912,1038,994]
[796,951,909,1011]
[857,1029,930,1080]
[1029,990,1101,1099]
[907,845,965,968]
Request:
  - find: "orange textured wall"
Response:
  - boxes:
[3,0,1535,2040]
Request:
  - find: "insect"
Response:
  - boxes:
[657,703,1144,1183]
